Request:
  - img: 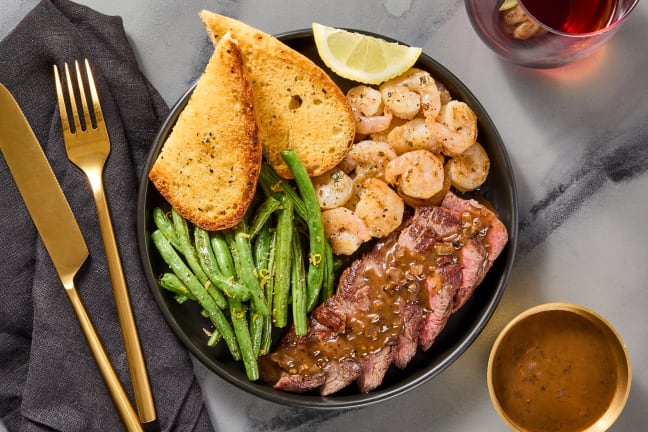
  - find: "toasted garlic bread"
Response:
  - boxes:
[149,32,261,231]
[199,10,355,179]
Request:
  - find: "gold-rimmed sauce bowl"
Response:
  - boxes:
[487,303,631,431]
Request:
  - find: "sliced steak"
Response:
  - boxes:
[320,359,361,396]
[417,262,462,351]
[357,346,395,393]
[393,302,424,369]
[273,369,327,393]
[441,192,509,265]
[263,192,508,395]
[454,238,489,311]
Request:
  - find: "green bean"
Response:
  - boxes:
[333,255,345,273]
[207,328,222,347]
[248,196,280,239]
[319,239,335,305]
[205,308,241,361]
[272,195,293,328]
[151,230,218,311]
[248,311,263,357]
[229,299,258,381]
[171,209,209,285]
[159,272,196,301]
[253,221,273,271]
[280,150,326,312]
[260,231,277,355]
[210,232,236,279]
[174,295,190,304]
[151,230,240,359]
[195,227,249,303]
[231,221,270,317]
[291,226,307,336]
[259,164,308,220]
[194,227,221,275]
[251,223,273,355]
[226,234,261,380]
[194,227,229,308]
[153,207,181,250]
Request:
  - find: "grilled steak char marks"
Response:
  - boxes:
[263,192,508,395]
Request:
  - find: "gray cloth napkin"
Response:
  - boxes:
[0,1,215,430]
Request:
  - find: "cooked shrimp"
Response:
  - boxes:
[387,117,440,155]
[445,142,490,192]
[354,178,404,238]
[313,169,354,210]
[437,81,452,106]
[321,207,372,255]
[344,140,397,180]
[384,149,445,200]
[398,166,450,208]
[427,100,478,156]
[379,68,441,121]
[346,85,393,135]
[369,116,408,143]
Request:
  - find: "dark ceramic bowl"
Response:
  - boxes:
[137,29,519,409]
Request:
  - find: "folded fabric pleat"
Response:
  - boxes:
[0,1,214,430]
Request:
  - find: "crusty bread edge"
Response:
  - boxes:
[149,32,261,231]
[198,10,356,178]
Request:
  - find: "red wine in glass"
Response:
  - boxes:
[521,0,617,34]
[464,0,639,68]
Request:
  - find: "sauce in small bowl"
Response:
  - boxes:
[487,303,631,432]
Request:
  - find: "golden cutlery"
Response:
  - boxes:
[53,60,157,426]
[0,83,143,432]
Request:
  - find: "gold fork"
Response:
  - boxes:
[54,59,157,426]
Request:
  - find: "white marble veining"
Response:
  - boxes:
[2,1,647,430]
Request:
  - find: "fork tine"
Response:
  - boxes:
[53,64,72,137]
[62,62,82,134]
[84,59,105,127]
[74,60,92,131]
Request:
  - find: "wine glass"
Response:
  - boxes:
[464,0,639,68]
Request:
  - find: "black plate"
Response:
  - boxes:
[137,29,518,409]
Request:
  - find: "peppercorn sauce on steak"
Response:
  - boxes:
[149,33,261,231]
[199,10,356,179]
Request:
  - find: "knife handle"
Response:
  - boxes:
[64,283,144,432]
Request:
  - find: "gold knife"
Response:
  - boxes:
[0,83,144,432]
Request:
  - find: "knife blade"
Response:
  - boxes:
[0,83,143,432]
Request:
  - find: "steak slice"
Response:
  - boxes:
[357,346,395,393]
[264,192,508,395]
[417,262,462,351]
[393,302,424,369]
[441,192,509,266]
[273,369,327,393]
[319,359,362,396]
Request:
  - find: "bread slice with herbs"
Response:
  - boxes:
[149,32,261,231]
[199,10,356,179]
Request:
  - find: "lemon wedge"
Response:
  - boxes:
[312,23,422,85]
[498,0,518,11]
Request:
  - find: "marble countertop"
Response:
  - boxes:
[2,1,647,431]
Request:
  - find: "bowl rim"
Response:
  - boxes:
[487,302,632,431]
[137,27,519,408]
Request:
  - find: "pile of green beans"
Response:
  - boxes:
[150,151,335,381]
